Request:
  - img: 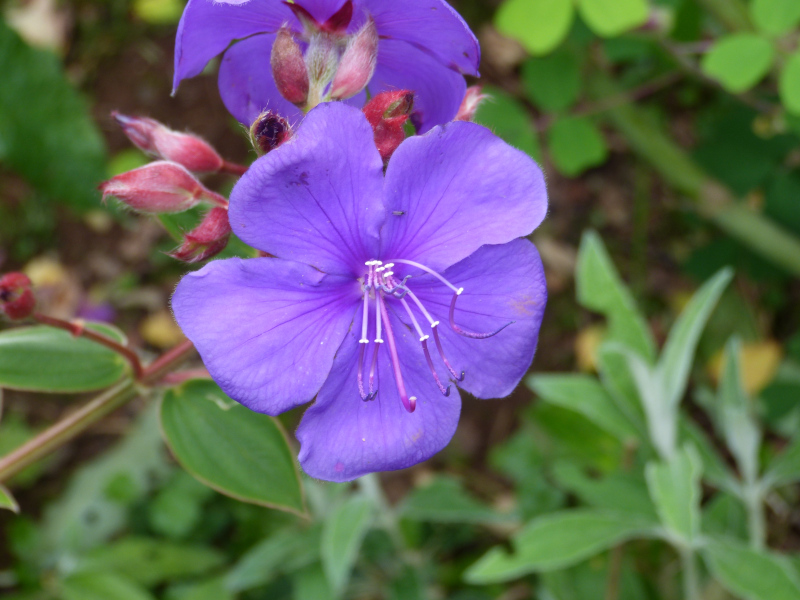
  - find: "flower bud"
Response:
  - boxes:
[363,90,414,161]
[330,17,378,100]
[271,27,310,106]
[322,0,353,33]
[100,161,227,214]
[0,273,35,320]
[455,86,488,122]
[112,112,224,173]
[249,110,293,156]
[168,207,232,263]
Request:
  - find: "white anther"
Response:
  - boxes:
[384,263,394,269]
[419,335,429,342]
[457,287,464,295]
[359,339,369,344]
[383,271,393,277]
[374,338,384,343]
[431,321,440,328]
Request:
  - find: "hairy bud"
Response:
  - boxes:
[0,273,35,320]
[112,112,224,173]
[455,86,488,122]
[249,110,293,156]
[330,18,378,100]
[168,207,232,263]
[100,161,227,214]
[271,27,310,105]
[363,90,414,161]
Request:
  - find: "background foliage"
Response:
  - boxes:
[1,0,800,598]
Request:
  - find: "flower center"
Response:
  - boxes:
[356,260,512,413]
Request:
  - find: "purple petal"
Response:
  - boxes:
[380,121,548,273]
[368,39,466,134]
[171,257,360,415]
[364,0,479,75]
[173,0,295,93]
[229,102,386,276]
[218,34,305,126]
[398,239,547,399]
[297,307,461,482]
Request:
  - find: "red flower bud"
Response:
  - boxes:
[100,161,227,214]
[271,27,310,106]
[330,18,378,100]
[455,86,488,122]
[249,110,293,156]
[112,112,223,173]
[168,207,232,263]
[0,273,35,320]
[363,90,414,162]
[322,0,353,33]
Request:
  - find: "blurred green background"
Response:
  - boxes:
[2,0,800,598]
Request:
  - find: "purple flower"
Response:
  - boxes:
[172,0,480,132]
[171,102,547,481]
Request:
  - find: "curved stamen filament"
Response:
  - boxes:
[377,293,416,413]
[400,297,450,397]
[389,259,463,295]
[432,324,465,382]
[449,291,513,339]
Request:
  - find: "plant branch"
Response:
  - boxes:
[220,160,248,176]
[140,339,195,385]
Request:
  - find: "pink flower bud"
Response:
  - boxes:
[322,0,353,33]
[271,27,310,106]
[168,207,232,263]
[100,161,227,214]
[249,110,293,156]
[456,86,488,122]
[0,273,35,320]
[112,112,224,173]
[363,90,414,161]
[330,18,378,100]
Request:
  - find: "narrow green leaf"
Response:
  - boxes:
[293,564,334,600]
[521,50,582,112]
[399,476,515,525]
[60,572,155,600]
[577,0,649,37]
[0,484,19,513]
[576,231,656,361]
[680,418,738,492]
[764,436,800,487]
[464,509,656,583]
[645,445,703,543]
[0,324,129,392]
[596,344,647,431]
[160,380,305,515]
[659,268,733,410]
[701,34,775,93]
[0,21,105,211]
[528,374,640,441]
[165,577,233,600]
[751,0,800,37]
[548,116,608,176]
[704,539,800,600]
[474,86,541,160]
[495,0,574,56]
[780,53,800,116]
[321,496,374,595]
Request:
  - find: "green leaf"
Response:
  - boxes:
[645,445,703,543]
[659,268,733,411]
[147,471,213,539]
[399,476,515,525]
[703,539,800,600]
[160,380,305,515]
[701,34,775,93]
[528,374,640,441]
[293,564,334,600]
[576,0,649,37]
[764,435,800,487]
[0,324,129,392]
[521,50,582,112]
[548,116,608,177]
[680,418,738,491]
[0,21,105,211]
[495,0,574,56]
[73,537,225,587]
[60,572,155,600]
[751,0,800,37]
[596,345,648,431]
[576,231,656,361]
[0,483,19,513]
[474,86,541,160]
[464,509,656,583]
[780,53,800,116]
[321,496,374,595]
[165,577,233,600]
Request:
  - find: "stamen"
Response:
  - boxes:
[357,343,373,401]
[405,288,438,327]
[359,293,369,344]
[449,292,513,339]
[374,291,383,343]
[389,259,463,295]
[432,324,465,382]
[378,293,416,412]
[368,340,379,397]
[421,338,451,396]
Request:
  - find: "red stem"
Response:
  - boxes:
[220,160,248,176]
[140,339,196,385]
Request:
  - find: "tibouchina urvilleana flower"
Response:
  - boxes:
[171,102,548,481]
[172,0,479,132]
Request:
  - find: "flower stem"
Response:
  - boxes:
[0,379,137,483]
[140,339,195,385]
[679,547,701,600]
[220,160,248,176]
[745,484,766,550]
[33,312,144,380]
